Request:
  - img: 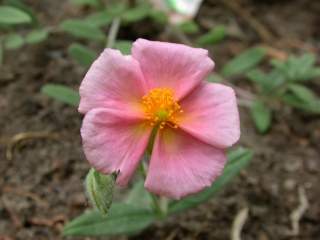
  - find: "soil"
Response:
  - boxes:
[0,0,319,239]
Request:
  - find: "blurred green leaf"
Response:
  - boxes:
[63,203,155,236]
[68,43,97,67]
[70,0,101,7]
[25,29,49,44]
[85,11,113,27]
[126,180,152,209]
[222,47,266,77]
[282,94,320,114]
[41,84,80,106]
[196,25,226,46]
[207,74,223,83]
[247,69,285,95]
[0,6,32,25]
[250,100,272,133]
[4,34,24,49]
[288,84,317,103]
[4,0,38,24]
[271,54,320,82]
[178,21,199,34]
[149,10,167,24]
[122,4,150,23]
[169,147,253,214]
[113,40,132,55]
[85,169,116,215]
[60,20,105,41]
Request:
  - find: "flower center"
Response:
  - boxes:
[141,88,182,129]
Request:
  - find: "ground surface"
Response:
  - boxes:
[0,0,319,239]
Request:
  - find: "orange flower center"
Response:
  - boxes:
[141,88,183,129]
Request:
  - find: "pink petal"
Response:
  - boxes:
[79,49,147,114]
[145,128,227,199]
[132,39,214,100]
[81,108,151,186]
[179,83,240,148]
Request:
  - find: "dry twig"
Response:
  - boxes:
[221,0,274,43]
[231,207,249,240]
[289,187,309,236]
[3,186,49,208]
[5,131,59,160]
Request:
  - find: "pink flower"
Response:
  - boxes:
[79,39,240,199]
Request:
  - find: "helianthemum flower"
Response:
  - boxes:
[79,39,240,199]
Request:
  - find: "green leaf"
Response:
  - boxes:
[25,29,49,44]
[196,25,226,45]
[222,47,266,77]
[41,84,80,106]
[288,84,316,103]
[4,34,24,49]
[122,4,150,23]
[207,74,223,83]
[85,11,113,27]
[282,94,320,114]
[149,10,167,24]
[70,0,100,7]
[178,21,199,34]
[60,20,105,41]
[68,43,97,67]
[126,180,152,209]
[169,147,253,214]
[113,40,132,55]
[0,6,32,25]
[63,203,155,236]
[85,169,116,215]
[250,100,272,133]
[4,0,38,24]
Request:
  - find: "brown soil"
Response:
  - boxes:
[0,0,319,239]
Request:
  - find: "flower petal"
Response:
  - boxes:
[145,128,226,199]
[81,108,151,186]
[132,39,214,100]
[79,49,147,114]
[179,83,240,148]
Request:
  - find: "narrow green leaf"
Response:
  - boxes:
[149,10,168,24]
[25,29,49,44]
[0,6,32,25]
[169,148,253,214]
[178,21,199,34]
[288,84,316,103]
[282,94,320,114]
[85,11,113,27]
[122,4,150,23]
[196,25,226,45]
[4,34,24,49]
[68,43,97,67]
[222,47,266,77]
[113,40,132,55]
[60,19,105,41]
[85,169,116,215]
[63,203,155,236]
[250,100,272,133]
[207,74,223,83]
[41,84,80,106]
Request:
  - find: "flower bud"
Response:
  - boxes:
[85,168,118,215]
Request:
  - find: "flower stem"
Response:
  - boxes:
[139,161,167,218]
[106,17,121,48]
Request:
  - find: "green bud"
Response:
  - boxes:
[85,168,118,215]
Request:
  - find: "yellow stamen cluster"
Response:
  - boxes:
[142,88,183,129]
